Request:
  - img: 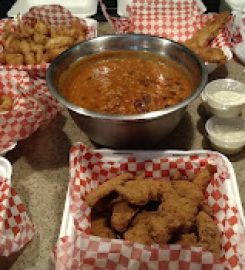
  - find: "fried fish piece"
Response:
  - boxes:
[45,36,74,50]
[124,211,155,246]
[115,179,173,205]
[185,11,230,48]
[196,211,221,257]
[111,200,140,233]
[91,217,116,239]
[85,173,134,207]
[177,233,198,247]
[190,46,227,64]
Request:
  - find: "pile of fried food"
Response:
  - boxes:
[184,11,230,64]
[0,94,13,112]
[86,165,221,258]
[0,17,87,65]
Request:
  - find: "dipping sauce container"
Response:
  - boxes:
[205,116,245,154]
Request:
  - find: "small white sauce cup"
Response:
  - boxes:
[205,116,245,155]
[201,79,245,118]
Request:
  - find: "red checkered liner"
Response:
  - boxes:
[0,176,35,256]
[0,5,97,78]
[0,69,62,153]
[53,144,245,270]
[100,0,234,49]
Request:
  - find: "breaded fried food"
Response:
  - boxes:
[0,95,13,111]
[177,233,198,247]
[200,202,214,217]
[185,11,230,48]
[192,165,216,190]
[111,200,140,233]
[190,47,227,64]
[184,11,230,64]
[172,180,204,204]
[150,195,199,244]
[124,211,155,246]
[196,211,221,257]
[85,173,134,207]
[91,217,116,239]
[115,179,173,205]
[1,18,87,65]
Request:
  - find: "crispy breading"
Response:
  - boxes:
[124,211,155,246]
[184,11,230,64]
[150,194,199,244]
[91,217,116,239]
[172,180,204,204]
[200,202,214,217]
[196,211,221,257]
[189,47,227,64]
[192,165,216,190]
[185,12,230,48]
[115,179,173,205]
[111,200,140,233]
[177,233,198,247]
[85,173,134,207]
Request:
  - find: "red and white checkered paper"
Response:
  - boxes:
[0,69,61,153]
[0,5,97,78]
[100,0,234,49]
[53,144,245,270]
[0,176,35,256]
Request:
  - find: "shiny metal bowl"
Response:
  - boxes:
[46,34,207,148]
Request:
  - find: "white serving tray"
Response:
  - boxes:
[0,156,12,180]
[117,0,206,17]
[7,0,98,37]
[59,149,245,244]
[8,0,98,18]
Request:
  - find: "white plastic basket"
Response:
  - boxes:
[7,0,98,30]
[59,148,245,268]
[0,156,12,180]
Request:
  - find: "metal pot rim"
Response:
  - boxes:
[46,34,208,121]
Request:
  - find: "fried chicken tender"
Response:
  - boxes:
[150,195,199,244]
[111,200,140,233]
[85,173,134,207]
[91,217,116,239]
[124,211,155,246]
[177,233,198,247]
[115,179,173,205]
[196,211,221,257]
[200,202,214,217]
[172,180,204,204]
[193,165,216,190]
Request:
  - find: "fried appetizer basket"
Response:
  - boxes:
[0,5,97,78]
[0,69,61,154]
[53,144,245,270]
[100,0,233,73]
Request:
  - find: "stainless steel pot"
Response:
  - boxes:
[46,34,207,148]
